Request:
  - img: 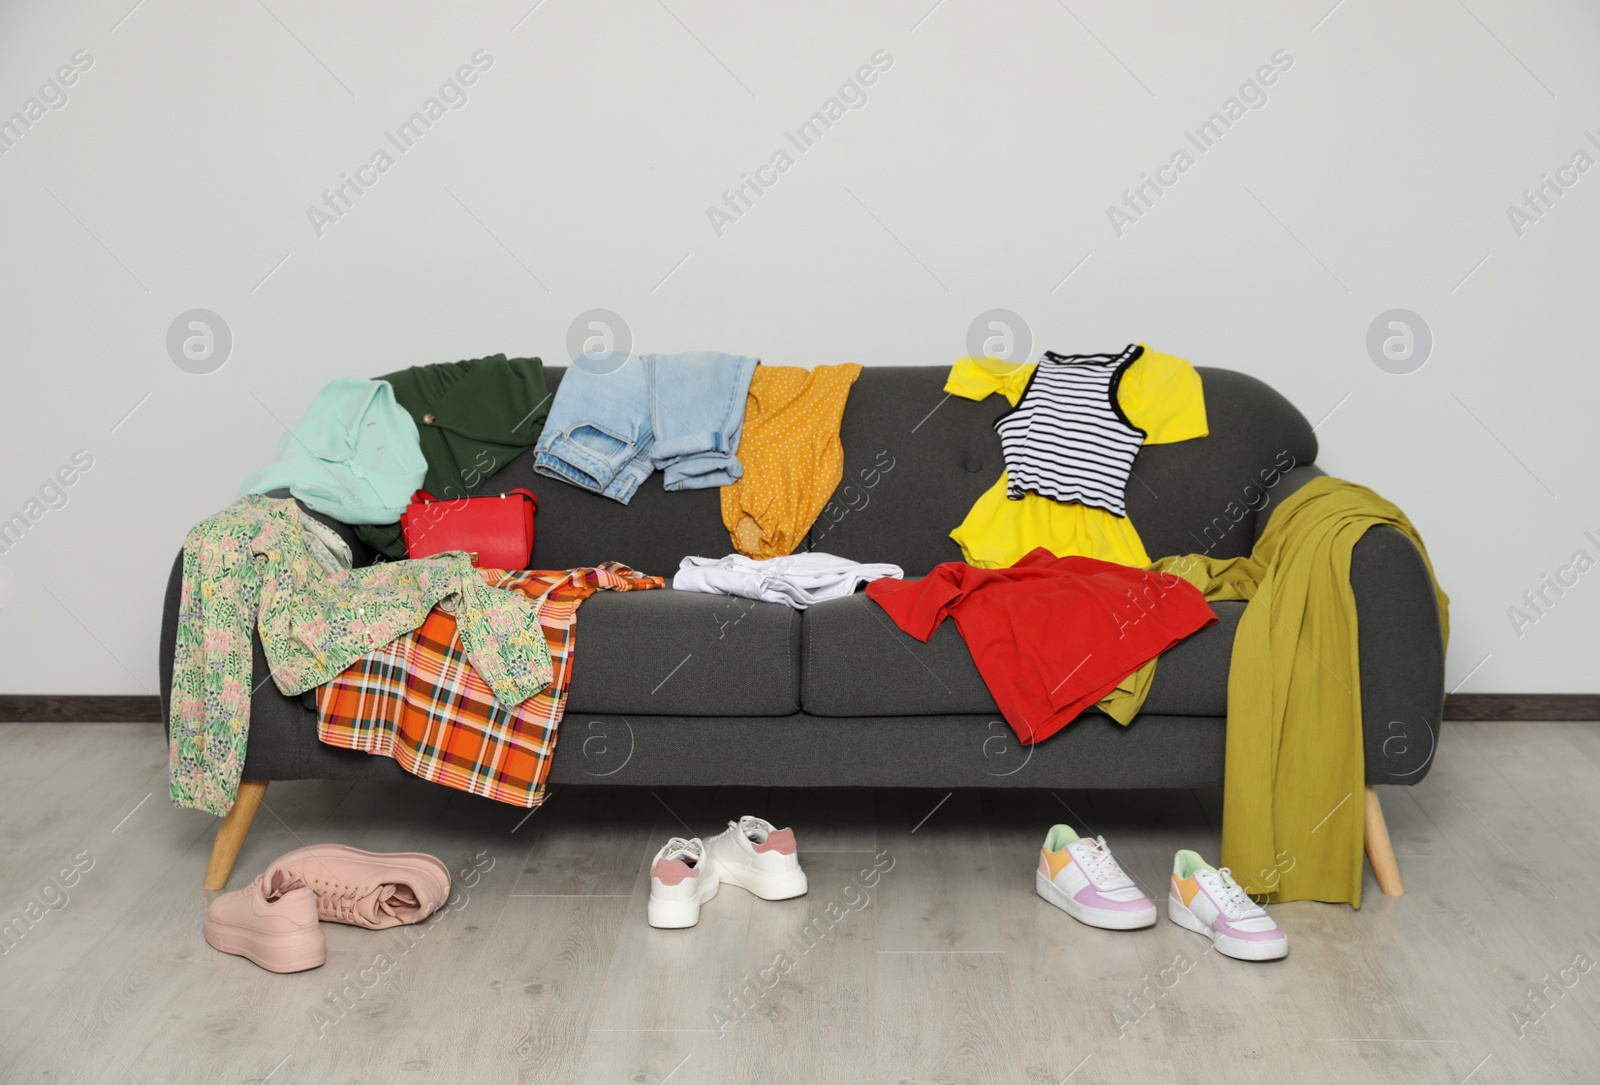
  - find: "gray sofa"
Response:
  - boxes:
[159,365,1445,890]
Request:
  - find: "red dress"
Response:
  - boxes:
[865,548,1216,743]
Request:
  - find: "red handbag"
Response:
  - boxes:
[401,488,537,570]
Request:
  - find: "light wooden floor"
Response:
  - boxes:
[3,722,1600,1084]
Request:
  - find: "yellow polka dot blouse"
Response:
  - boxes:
[722,363,863,559]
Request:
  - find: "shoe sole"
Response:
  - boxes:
[648,870,721,929]
[709,854,808,901]
[1166,896,1288,961]
[1035,870,1156,930]
[272,844,452,923]
[204,915,325,973]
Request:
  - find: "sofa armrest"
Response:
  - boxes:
[1351,524,1445,783]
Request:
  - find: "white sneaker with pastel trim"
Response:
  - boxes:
[647,837,720,929]
[1035,825,1157,930]
[1168,849,1288,961]
[704,815,808,901]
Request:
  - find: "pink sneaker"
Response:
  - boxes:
[204,869,325,973]
[270,845,451,929]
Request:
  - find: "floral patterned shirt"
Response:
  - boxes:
[168,495,552,815]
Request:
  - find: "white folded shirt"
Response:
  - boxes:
[674,552,904,609]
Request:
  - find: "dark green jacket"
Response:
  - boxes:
[355,354,551,559]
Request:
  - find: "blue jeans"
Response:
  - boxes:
[534,352,758,503]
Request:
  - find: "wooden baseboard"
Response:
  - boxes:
[3,693,1598,724]
[0,695,162,722]
[1441,694,1600,721]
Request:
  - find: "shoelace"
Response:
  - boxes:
[298,871,378,924]
[265,868,353,918]
[739,816,775,844]
[1208,867,1261,917]
[1073,837,1132,888]
[661,837,704,866]
[323,887,365,925]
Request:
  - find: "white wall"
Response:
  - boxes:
[1,0,1596,696]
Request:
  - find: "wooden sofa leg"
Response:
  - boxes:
[204,780,269,890]
[1363,784,1404,897]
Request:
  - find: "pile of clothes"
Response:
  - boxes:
[168,493,559,816]
[235,350,867,561]
[858,346,1448,909]
[237,353,554,561]
[171,350,873,822]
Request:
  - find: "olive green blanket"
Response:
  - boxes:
[1102,476,1448,907]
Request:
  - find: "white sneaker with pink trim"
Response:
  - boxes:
[647,837,720,929]
[705,815,809,901]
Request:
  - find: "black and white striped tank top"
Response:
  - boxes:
[995,345,1147,516]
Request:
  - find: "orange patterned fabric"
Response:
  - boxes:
[315,564,662,808]
[721,363,863,559]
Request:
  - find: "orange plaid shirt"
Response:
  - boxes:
[316,563,662,807]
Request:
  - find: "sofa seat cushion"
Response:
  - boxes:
[800,593,1241,719]
[565,588,801,716]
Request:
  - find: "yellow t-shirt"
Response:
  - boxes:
[948,347,1208,568]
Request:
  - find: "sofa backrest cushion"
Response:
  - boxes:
[488,364,1317,578]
